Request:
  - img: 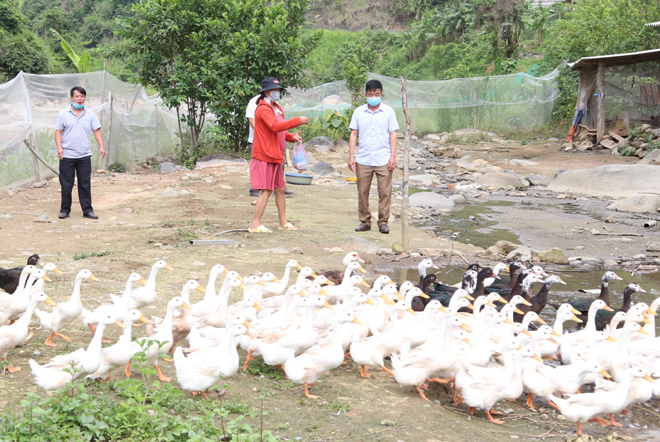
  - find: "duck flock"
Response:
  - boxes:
[0,252,659,437]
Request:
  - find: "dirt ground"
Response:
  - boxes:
[0,139,659,441]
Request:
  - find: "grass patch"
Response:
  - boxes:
[245,358,285,380]
[73,250,111,260]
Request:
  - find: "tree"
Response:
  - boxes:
[0,0,49,80]
[50,29,91,73]
[116,0,319,156]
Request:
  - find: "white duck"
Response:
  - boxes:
[0,292,55,372]
[82,273,146,334]
[35,269,99,347]
[262,260,299,298]
[124,260,173,310]
[174,324,251,398]
[0,268,52,325]
[88,309,150,380]
[191,264,229,315]
[29,313,123,390]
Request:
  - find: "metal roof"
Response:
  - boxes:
[646,21,660,27]
[568,48,660,70]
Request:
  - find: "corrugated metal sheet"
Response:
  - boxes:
[645,21,660,27]
[569,48,660,70]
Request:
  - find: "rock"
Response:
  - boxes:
[600,139,617,149]
[158,162,177,173]
[485,246,502,258]
[506,246,532,263]
[573,140,593,151]
[641,124,652,133]
[605,216,616,223]
[257,247,290,254]
[313,144,331,154]
[633,253,646,260]
[547,165,660,198]
[326,247,344,253]
[604,259,619,269]
[647,241,660,252]
[475,172,528,190]
[525,174,552,186]
[418,248,454,258]
[192,261,206,267]
[411,135,418,141]
[508,159,538,167]
[569,257,602,271]
[555,169,567,178]
[448,194,466,204]
[35,214,49,221]
[396,132,405,139]
[380,420,396,426]
[408,174,435,187]
[116,208,133,214]
[494,240,521,254]
[332,139,349,153]
[0,213,13,219]
[303,136,333,149]
[409,192,455,210]
[547,137,559,142]
[308,162,338,177]
[288,247,303,254]
[162,190,184,197]
[607,195,660,213]
[424,134,442,141]
[392,242,404,254]
[638,149,660,165]
[32,181,48,188]
[341,237,381,255]
[305,151,318,166]
[538,248,569,265]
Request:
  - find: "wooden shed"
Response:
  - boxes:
[568,48,660,144]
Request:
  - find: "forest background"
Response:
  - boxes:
[1,0,659,162]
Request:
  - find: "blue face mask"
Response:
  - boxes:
[72,102,85,110]
[367,97,381,107]
[268,90,281,102]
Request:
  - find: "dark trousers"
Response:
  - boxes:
[59,156,93,215]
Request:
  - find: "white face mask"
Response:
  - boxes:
[268,90,281,102]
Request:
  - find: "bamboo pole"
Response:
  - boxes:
[105,91,113,169]
[597,61,606,144]
[23,139,58,176]
[29,133,41,182]
[400,76,412,254]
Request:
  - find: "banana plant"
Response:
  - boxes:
[50,28,91,73]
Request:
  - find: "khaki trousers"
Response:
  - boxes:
[356,163,392,226]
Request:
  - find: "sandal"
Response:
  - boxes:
[248,225,272,233]
[278,222,298,231]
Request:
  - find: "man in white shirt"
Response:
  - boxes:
[348,79,399,234]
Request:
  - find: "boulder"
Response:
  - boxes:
[538,248,569,265]
[158,162,177,173]
[646,241,660,252]
[525,173,552,187]
[449,194,466,204]
[607,195,660,213]
[424,134,442,141]
[506,246,532,263]
[547,165,660,198]
[508,159,538,167]
[308,162,339,177]
[408,174,435,187]
[569,257,602,271]
[332,139,349,153]
[409,192,455,210]
[418,248,454,258]
[341,237,380,255]
[638,149,660,165]
[303,136,333,149]
[494,240,521,254]
[392,242,405,254]
[475,172,528,190]
[313,144,331,154]
[600,139,617,149]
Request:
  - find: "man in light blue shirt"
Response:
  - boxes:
[55,86,104,219]
[348,79,399,234]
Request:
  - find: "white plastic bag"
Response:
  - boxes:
[293,142,308,171]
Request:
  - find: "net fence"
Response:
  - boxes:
[581,61,660,131]
[283,69,561,135]
[0,71,179,188]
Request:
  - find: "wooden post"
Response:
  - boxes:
[400,76,412,254]
[154,103,159,153]
[29,133,41,182]
[23,139,58,176]
[105,91,113,169]
[534,84,539,128]
[597,61,606,144]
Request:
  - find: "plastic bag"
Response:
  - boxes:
[292,141,308,171]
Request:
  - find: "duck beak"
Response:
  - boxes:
[463,337,472,347]
[486,301,497,308]
[549,338,558,345]
[517,345,523,351]
[243,320,254,328]
[460,323,472,332]
[351,317,363,325]
[325,280,335,286]
[320,288,329,296]
[504,318,515,325]
[295,264,303,271]
[139,315,150,323]
[323,301,334,310]
[572,315,583,323]
[440,306,450,315]
[165,264,174,271]
[558,278,567,285]
[503,266,510,272]
[642,318,652,325]
[196,285,206,292]
[394,291,403,301]
[497,296,507,304]
[272,277,281,283]
[432,264,439,269]
[366,298,376,306]
[253,302,264,311]
[533,354,543,363]
[465,293,475,301]
[467,303,475,310]
[571,307,581,315]
[647,308,657,316]
[600,369,611,379]
[644,374,655,383]
[237,275,244,282]
[407,308,417,315]
[246,331,257,339]
[239,284,248,290]
[551,330,561,337]
[139,278,148,286]
[53,267,63,275]
[114,319,125,328]
[536,317,547,325]
[522,299,532,306]
[310,272,319,279]
[602,305,614,312]
[42,275,53,282]
[258,281,267,287]
[521,329,531,337]
[182,302,192,310]
[45,296,57,306]
[357,266,367,274]
[607,335,617,342]
[419,293,430,299]
[514,308,524,315]
[360,280,371,288]
[613,274,624,280]
[89,274,100,282]
[638,327,650,335]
